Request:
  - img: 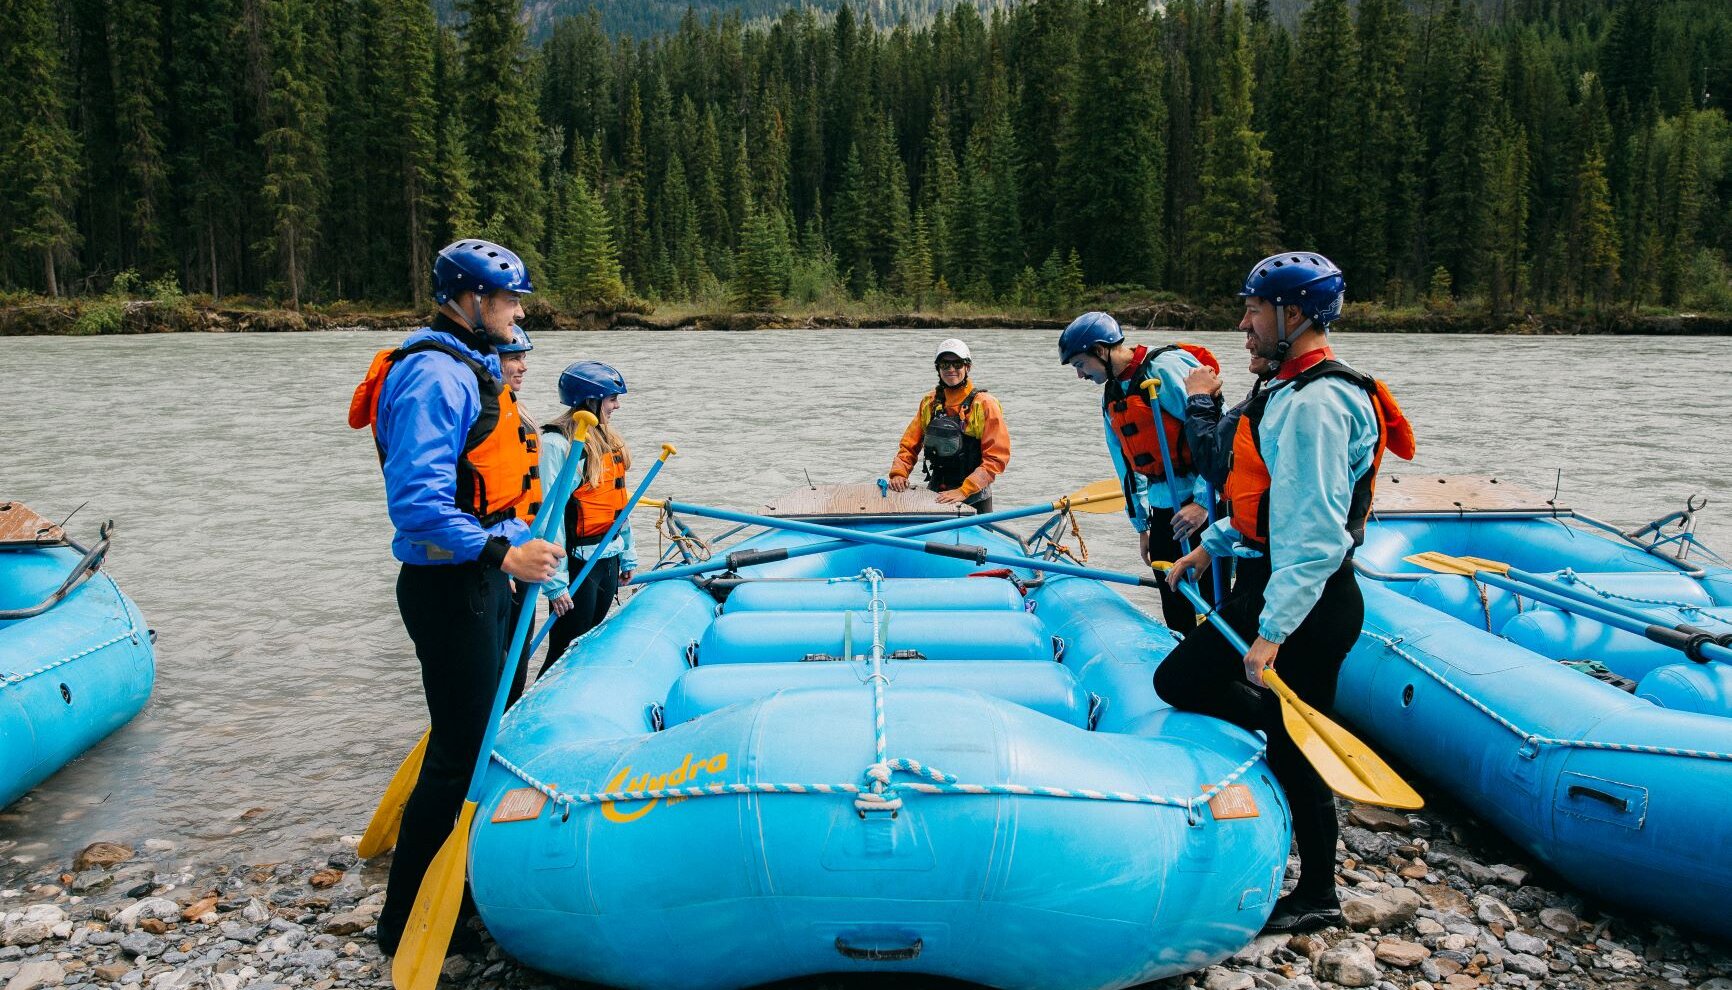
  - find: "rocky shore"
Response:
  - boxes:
[1,798,1726,990]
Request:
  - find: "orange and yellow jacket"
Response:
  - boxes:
[888,382,1011,498]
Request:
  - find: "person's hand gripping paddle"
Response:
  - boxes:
[1153,558,1423,810]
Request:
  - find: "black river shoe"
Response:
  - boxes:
[1261,892,1344,934]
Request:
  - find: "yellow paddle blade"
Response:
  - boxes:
[1060,478,1127,514]
[1403,550,1506,577]
[358,730,429,859]
[1263,671,1424,810]
[390,801,477,990]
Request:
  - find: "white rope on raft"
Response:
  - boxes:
[1362,630,1732,762]
[491,568,1270,823]
[1,575,141,687]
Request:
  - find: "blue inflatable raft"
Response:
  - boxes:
[0,503,155,810]
[1340,477,1732,937]
[469,487,1291,990]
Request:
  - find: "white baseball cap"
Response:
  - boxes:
[935,338,972,362]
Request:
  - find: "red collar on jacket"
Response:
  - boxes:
[1274,344,1336,381]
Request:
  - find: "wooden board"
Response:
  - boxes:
[762,482,976,518]
[0,501,67,547]
[1371,475,1567,516]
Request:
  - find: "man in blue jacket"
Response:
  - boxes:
[354,239,562,955]
[1157,253,1413,934]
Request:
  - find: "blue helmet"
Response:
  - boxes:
[1238,252,1345,329]
[1057,311,1124,365]
[495,325,532,354]
[432,239,535,304]
[558,360,627,407]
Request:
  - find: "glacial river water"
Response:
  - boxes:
[1,329,1726,869]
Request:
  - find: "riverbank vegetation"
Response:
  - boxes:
[2,0,1730,322]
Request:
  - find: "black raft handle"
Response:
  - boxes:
[834,936,923,962]
[1567,784,1629,813]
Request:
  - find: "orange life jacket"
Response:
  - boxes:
[349,341,542,527]
[547,428,629,544]
[1103,343,1219,481]
[1224,359,1416,551]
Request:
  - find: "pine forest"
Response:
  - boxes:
[4,0,1731,320]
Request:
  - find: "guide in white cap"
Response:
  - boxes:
[886,338,1010,512]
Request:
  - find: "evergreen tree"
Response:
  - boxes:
[895,206,935,305]
[257,0,328,308]
[1565,73,1621,306]
[1184,1,1277,297]
[429,26,477,244]
[733,206,788,310]
[2,0,84,294]
[460,0,542,255]
[920,94,961,287]
[1059,0,1164,287]
[359,0,438,303]
[549,169,624,308]
[830,142,872,294]
[108,0,170,272]
[617,82,649,291]
[1287,0,1357,255]
[1347,0,1420,297]
[1659,110,1704,305]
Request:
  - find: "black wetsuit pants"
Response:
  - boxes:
[1143,505,1223,631]
[376,560,512,950]
[540,554,621,679]
[1152,555,1362,901]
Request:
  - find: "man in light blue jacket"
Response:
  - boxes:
[1158,252,1414,935]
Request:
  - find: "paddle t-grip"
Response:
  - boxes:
[570,409,599,441]
[660,443,678,460]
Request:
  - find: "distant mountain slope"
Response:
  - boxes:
[432,0,1014,42]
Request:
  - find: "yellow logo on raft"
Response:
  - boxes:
[601,751,730,823]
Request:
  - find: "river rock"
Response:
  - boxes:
[92,963,130,983]
[179,896,218,922]
[1204,966,1256,990]
[1342,887,1423,931]
[1537,907,1578,934]
[113,899,179,930]
[1317,941,1379,988]
[321,913,370,937]
[1473,895,1517,928]
[3,905,66,947]
[71,843,132,872]
[1375,939,1432,968]
[117,932,164,958]
[4,960,63,990]
[1504,952,1549,978]
[1348,806,1413,834]
[1699,980,1732,990]
[1503,930,1547,956]
[1414,883,1470,914]
[305,870,342,890]
[1342,827,1399,861]
[1487,864,1528,888]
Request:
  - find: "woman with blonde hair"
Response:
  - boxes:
[533,360,637,676]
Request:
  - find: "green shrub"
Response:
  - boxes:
[72,299,126,335]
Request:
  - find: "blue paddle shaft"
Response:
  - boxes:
[524,452,674,658]
[649,500,1168,592]
[461,427,592,801]
[1467,569,1732,664]
[1205,481,1225,603]
[1143,378,1195,559]
[1168,571,1252,656]
[635,497,1073,585]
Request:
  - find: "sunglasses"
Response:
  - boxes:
[936,359,970,371]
